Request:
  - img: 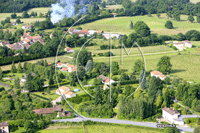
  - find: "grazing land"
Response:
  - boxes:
[94,52,200,83]
[77,14,200,35]
[27,7,51,14]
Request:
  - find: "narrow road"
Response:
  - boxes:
[52,118,194,132]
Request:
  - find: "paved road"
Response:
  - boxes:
[52,118,194,132]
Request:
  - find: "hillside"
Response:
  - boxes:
[76,13,200,35]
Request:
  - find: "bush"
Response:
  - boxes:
[104,51,114,57]
[165,20,173,29]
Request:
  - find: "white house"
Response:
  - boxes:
[65,47,75,53]
[102,33,123,40]
[182,40,192,48]
[150,71,166,80]
[0,122,9,133]
[162,107,184,125]
[88,30,97,35]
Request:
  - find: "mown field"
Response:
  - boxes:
[94,52,200,83]
[76,13,200,35]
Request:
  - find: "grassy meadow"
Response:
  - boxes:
[0,55,72,71]
[76,13,200,35]
[94,52,200,83]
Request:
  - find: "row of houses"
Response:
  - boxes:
[0,32,45,51]
[65,29,123,40]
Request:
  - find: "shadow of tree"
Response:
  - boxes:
[170,69,186,74]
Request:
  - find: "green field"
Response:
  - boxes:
[37,124,164,133]
[77,14,200,35]
[94,52,200,83]
[0,7,50,23]
[0,55,72,71]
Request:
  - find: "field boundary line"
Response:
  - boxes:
[93,50,178,59]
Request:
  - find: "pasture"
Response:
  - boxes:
[94,52,200,83]
[77,14,200,35]
[0,7,50,24]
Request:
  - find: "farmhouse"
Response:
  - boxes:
[67,65,76,72]
[173,40,193,51]
[55,86,76,98]
[162,107,184,125]
[0,122,9,133]
[150,71,166,80]
[65,47,75,53]
[99,75,115,85]
[33,105,71,117]
[22,25,32,30]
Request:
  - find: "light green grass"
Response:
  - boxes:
[38,128,84,133]
[85,125,163,133]
[27,7,51,14]
[0,7,49,24]
[105,5,123,10]
[94,52,200,83]
[77,14,200,35]
[1,55,72,71]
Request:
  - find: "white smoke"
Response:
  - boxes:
[51,0,91,24]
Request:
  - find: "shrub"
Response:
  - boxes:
[165,20,173,29]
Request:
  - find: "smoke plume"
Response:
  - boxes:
[51,0,91,24]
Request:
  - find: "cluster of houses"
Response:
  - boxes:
[33,105,71,117]
[0,32,45,51]
[162,107,199,125]
[65,29,123,40]
[172,40,193,51]
[56,63,76,73]
[150,71,166,80]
